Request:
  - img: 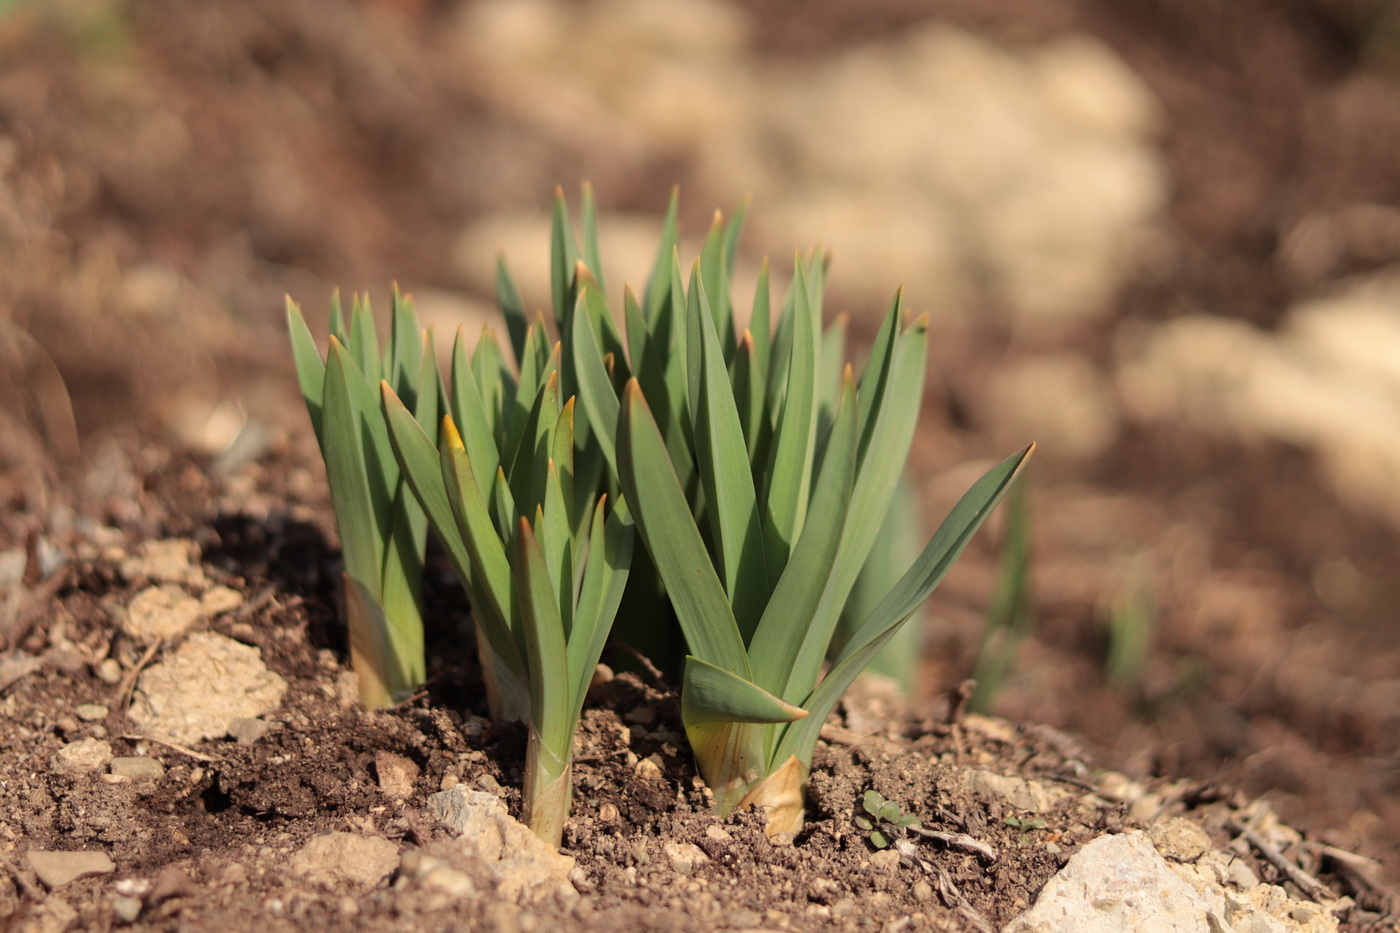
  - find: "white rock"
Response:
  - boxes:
[26,850,116,889]
[427,786,576,905]
[128,632,287,744]
[118,539,206,587]
[1004,833,1218,933]
[290,833,399,889]
[662,842,709,875]
[964,770,1063,813]
[52,738,113,776]
[123,585,204,642]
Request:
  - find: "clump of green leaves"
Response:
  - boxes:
[855,789,921,849]
[591,200,1033,834]
[287,289,437,709]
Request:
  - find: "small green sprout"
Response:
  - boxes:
[855,789,922,849]
[287,288,437,709]
[1004,815,1048,843]
[970,475,1033,713]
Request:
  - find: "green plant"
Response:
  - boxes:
[855,789,921,849]
[287,289,437,709]
[599,229,1033,833]
[970,475,1033,713]
[378,187,636,845]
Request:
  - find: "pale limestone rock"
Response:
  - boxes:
[1004,833,1218,933]
[123,585,204,642]
[118,539,206,587]
[128,632,287,744]
[52,738,112,777]
[1148,818,1213,864]
[427,786,576,906]
[290,833,399,889]
[26,850,115,889]
[108,757,164,782]
[964,769,1064,813]
[374,750,419,799]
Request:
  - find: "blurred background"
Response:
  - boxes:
[2,0,1399,883]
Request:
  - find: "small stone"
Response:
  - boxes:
[119,539,206,587]
[966,769,1063,812]
[289,833,399,889]
[26,850,116,889]
[227,717,270,744]
[200,585,243,617]
[95,659,123,685]
[375,750,419,798]
[633,756,663,781]
[870,848,902,871]
[109,757,165,782]
[663,842,709,875]
[704,825,732,845]
[123,585,204,642]
[75,704,108,722]
[1148,817,1212,863]
[913,879,934,901]
[112,895,143,923]
[52,738,113,776]
[129,632,287,744]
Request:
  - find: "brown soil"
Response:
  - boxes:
[3,0,1400,930]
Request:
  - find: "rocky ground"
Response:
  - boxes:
[2,0,1400,930]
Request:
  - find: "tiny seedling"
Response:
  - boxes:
[970,475,1033,713]
[854,789,921,849]
[1004,815,1048,842]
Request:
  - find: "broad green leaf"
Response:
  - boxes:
[616,380,749,677]
[856,292,903,451]
[472,326,514,449]
[728,330,766,465]
[643,187,680,320]
[581,181,606,296]
[698,210,735,355]
[322,340,384,589]
[492,465,515,542]
[571,288,622,476]
[760,259,818,576]
[287,299,327,446]
[378,489,427,695]
[687,263,769,640]
[347,294,381,379]
[514,516,571,753]
[748,260,771,390]
[775,444,1035,767]
[440,416,525,667]
[801,314,930,680]
[569,496,634,718]
[748,368,858,702]
[550,186,580,334]
[551,397,576,526]
[681,656,806,725]
[450,327,502,500]
[496,258,530,374]
[328,290,347,344]
[381,384,476,595]
[387,285,423,400]
[539,461,571,631]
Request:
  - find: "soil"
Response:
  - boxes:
[3,0,1400,930]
